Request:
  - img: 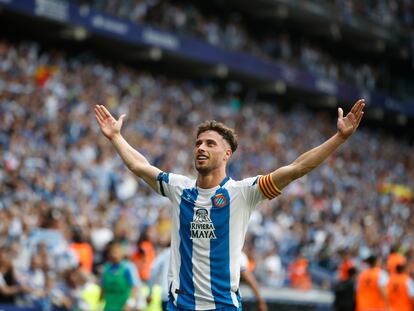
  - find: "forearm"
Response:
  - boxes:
[292,132,345,177]
[110,134,161,190]
[270,132,347,190]
[111,133,150,173]
[270,100,364,191]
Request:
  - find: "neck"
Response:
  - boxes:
[197,169,227,189]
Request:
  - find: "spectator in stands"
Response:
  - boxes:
[51,266,98,310]
[256,247,285,288]
[85,0,411,95]
[0,246,30,304]
[19,253,51,310]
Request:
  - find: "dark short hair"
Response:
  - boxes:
[396,264,406,274]
[347,267,357,278]
[364,255,378,267]
[196,120,238,153]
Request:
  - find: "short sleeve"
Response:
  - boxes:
[238,175,282,209]
[156,172,194,201]
[236,176,265,208]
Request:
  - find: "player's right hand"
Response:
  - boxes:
[94,105,126,140]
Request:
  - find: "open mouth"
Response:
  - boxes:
[196,155,208,161]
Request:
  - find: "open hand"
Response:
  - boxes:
[95,105,126,140]
[337,99,365,139]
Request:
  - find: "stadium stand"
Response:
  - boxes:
[86,0,414,97]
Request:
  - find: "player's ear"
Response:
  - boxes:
[224,149,232,161]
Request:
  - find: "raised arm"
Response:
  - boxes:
[95,105,161,192]
[270,99,365,190]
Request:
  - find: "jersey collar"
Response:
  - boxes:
[219,176,230,187]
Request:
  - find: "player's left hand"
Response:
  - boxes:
[337,99,365,139]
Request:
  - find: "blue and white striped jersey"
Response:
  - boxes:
[156,172,280,310]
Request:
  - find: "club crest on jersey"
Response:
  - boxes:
[190,208,216,239]
[213,194,227,208]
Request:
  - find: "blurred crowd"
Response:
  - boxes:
[81,0,414,96]
[1,39,414,309]
[326,0,414,29]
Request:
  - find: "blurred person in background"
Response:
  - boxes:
[94,97,364,310]
[70,227,94,274]
[71,266,101,311]
[387,245,406,275]
[51,265,100,310]
[89,216,114,274]
[337,248,355,282]
[288,251,312,290]
[131,225,156,282]
[386,263,414,311]
[356,255,389,311]
[0,246,30,304]
[19,253,52,310]
[404,249,414,277]
[101,241,142,311]
[147,238,171,311]
[333,266,357,311]
[256,247,284,288]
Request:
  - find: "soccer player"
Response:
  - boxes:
[95,98,365,310]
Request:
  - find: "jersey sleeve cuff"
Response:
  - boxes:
[157,172,170,196]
